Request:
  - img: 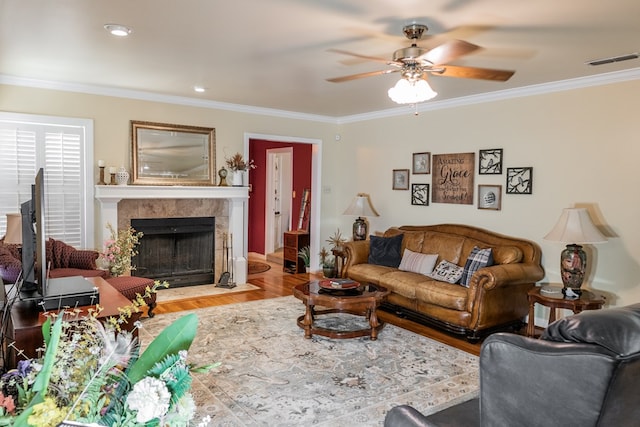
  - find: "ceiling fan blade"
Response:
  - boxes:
[327,69,399,83]
[431,65,515,81]
[327,48,391,65]
[420,39,481,65]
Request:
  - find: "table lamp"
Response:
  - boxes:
[343,193,379,241]
[4,213,22,244]
[543,208,607,297]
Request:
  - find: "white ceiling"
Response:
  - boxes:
[2,0,640,118]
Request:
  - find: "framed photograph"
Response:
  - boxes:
[392,169,410,190]
[479,149,503,175]
[411,184,429,206]
[478,185,502,210]
[506,167,533,194]
[412,152,431,174]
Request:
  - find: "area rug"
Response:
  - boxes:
[139,296,479,426]
[248,260,271,274]
[155,282,261,303]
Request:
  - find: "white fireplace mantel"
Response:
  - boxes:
[94,185,249,284]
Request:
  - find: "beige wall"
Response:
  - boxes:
[2,80,639,312]
[326,80,640,310]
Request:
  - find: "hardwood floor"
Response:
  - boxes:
[153,254,484,356]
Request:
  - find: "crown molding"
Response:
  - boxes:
[0,75,336,124]
[337,67,640,124]
[3,67,640,125]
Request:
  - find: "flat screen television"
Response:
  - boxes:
[20,168,47,297]
[19,168,99,310]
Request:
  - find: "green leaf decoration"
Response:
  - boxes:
[148,353,192,406]
[41,317,52,347]
[13,315,63,425]
[127,313,198,384]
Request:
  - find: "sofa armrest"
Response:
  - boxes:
[384,405,433,427]
[343,240,370,269]
[68,249,99,270]
[471,262,544,290]
[0,246,22,283]
[479,333,619,427]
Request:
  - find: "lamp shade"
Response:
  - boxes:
[343,193,379,218]
[544,208,607,244]
[4,213,22,244]
[343,193,379,241]
[388,78,437,104]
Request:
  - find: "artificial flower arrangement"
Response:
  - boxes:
[101,223,144,277]
[224,153,256,172]
[0,281,215,427]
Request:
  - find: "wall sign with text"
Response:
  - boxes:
[432,152,475,205]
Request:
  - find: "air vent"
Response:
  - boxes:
[586,53,639,66]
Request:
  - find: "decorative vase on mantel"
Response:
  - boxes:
[232,170,245,187]
[115,166,130,186]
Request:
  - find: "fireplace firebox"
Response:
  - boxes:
[131,217,215,287]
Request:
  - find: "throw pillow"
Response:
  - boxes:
[429,260,464,284]
[368,233,403,267]
[399,249,438,276]
[460,246,494,287]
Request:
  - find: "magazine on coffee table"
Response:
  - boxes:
[319,279,359,290]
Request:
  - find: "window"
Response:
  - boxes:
[0,113,94,249]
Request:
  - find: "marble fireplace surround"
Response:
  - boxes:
[94,185,249,285]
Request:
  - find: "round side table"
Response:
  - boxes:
[526,285,605,337]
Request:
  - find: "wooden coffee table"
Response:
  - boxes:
[292,280,390,340]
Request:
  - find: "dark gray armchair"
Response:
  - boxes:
[384,303,640,427]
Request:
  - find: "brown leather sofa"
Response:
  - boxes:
[343,224,544,340]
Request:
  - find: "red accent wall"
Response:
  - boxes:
[248,139,312,254]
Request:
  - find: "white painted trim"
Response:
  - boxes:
[0,75,336,124]
[3,67,640,124]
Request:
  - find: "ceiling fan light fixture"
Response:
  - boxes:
[388,78,437,104]
[104,24,132,37]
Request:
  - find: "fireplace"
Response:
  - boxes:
[131,217,215,287]
[94,185,249,285]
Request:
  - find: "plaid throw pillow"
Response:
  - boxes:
[460,246,494,287]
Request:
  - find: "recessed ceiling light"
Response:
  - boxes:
[194,86,206,93]
[104,24,132,37]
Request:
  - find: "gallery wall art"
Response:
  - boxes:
[432,152,475,205]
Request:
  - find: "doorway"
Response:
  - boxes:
[265,147,293,254]
[245,133,321,270]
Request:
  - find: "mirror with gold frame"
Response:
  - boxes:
[131,120,216,186]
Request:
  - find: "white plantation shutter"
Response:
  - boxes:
[0,127,38,212]
[0,113,94,249]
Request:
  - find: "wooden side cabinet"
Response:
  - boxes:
[283,231,310,274]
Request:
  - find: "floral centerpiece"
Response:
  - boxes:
[101,223,144,277]
[0,281,214,427]
[224,153,256,172]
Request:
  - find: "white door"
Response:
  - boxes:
[265,148,293,254]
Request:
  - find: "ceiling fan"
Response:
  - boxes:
[326,23,515,84]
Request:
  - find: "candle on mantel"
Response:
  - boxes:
[109,167,117,174]
[98,160,105,167]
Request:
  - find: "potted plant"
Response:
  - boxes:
[319,247,336,278]
[225,152,256,186]
[298,245,311,273]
